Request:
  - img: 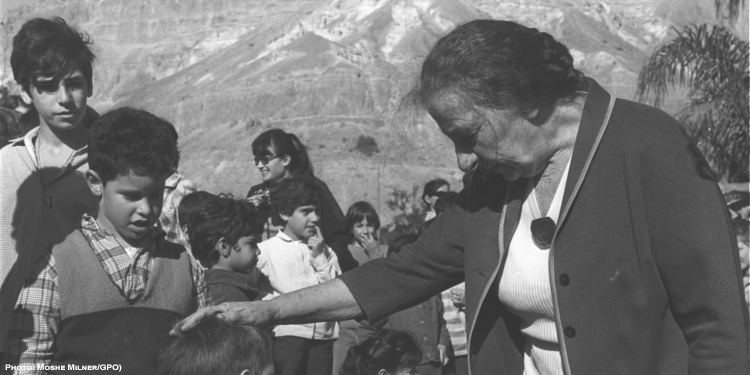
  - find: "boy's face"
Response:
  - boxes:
[87,170,166,247]
[227,235,261,273]
[281,205,319,241]
[25,60,89,132]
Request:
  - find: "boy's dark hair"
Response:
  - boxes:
[340,329,422,375]
[88,107,179,183]
[269,176,322,218]
[189,194,263,268]
[178,191,218,229]
[11,17,95,95]
[159,317,273,375]
[344,201,381,234]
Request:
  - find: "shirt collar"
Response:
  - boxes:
[275,230,300,243]
[81,213,164,247]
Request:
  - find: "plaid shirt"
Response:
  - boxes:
[159,172,197,247]
[6,215,210,374]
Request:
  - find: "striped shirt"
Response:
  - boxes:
[159,172,197,248]
[6,215,210,374]
[441,282,467,356]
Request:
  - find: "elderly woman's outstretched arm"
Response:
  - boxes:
[171,278,362,334]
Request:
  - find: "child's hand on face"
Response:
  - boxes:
[360,233,379,252]
[308,225,327,258]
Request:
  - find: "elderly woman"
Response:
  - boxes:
[174,20,749,374]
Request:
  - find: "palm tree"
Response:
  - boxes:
[636,0,748,182]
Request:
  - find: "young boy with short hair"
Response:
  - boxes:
[257,176,341,375]
[0,17,99,357]
[158,317,274,375]
[5,107,210,375]
[189,194,268,303]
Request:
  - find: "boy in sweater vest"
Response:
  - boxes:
[5,107,211,375]
[257,176,341,375]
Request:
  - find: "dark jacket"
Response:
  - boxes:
[247,175,357,272]
[340,78,749,375]
[205,268,267,304]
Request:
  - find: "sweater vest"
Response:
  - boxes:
[49,230,197,375]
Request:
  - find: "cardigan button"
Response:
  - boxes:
[559,273,570,286]
[564,326,576,338]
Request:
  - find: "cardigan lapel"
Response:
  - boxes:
[560,78,613,225]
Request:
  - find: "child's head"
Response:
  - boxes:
[189,194,264,272]
[178,191,218,235]
[422,178,450,208]
[340,329,422,375]
[86,107,179,246]
[252,129,313,182]
[345,201,381,245]
[270,176,322,241]
[11,17,95,131]
[159,317,274,375]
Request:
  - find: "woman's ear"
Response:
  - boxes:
[281,155,292,168]
[85,170,104,197]
[377,369,389,375]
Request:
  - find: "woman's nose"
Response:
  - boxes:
[456,153,478,172]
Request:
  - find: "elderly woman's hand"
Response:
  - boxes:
[170,301,276,335]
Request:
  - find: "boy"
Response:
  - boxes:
[5,107,210,375]
[189,194,268,303]
[257,176,341,375]
[0,17,99,357]
[159,317,274,375]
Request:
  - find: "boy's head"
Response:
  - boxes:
[178,191,218,234]
[86,107,179,246]
[189,194,264,271]
[12,17,95,131]
[269,176,322,241]
[159,317,274,375]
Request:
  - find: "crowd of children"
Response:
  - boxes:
[0,16,472,375]
[4,14,746,375]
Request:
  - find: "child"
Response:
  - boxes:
[177,190,219,252]
[159,317,274,375]
[0,17,99,357]
[247,128,356,272]
[334,201,387,374]
[5,107,210,375]
[344,201,387,264]
[189,194,268,304]
[421,178,450,222]
[257,176,341,375]
[385,234,452,375]
[340,329,423,375]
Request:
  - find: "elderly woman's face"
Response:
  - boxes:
[427,92,550,181]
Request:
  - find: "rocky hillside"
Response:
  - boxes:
[1,0,743,225]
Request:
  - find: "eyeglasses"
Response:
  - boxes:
[531,217,556,249]
[254,155,279,165]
